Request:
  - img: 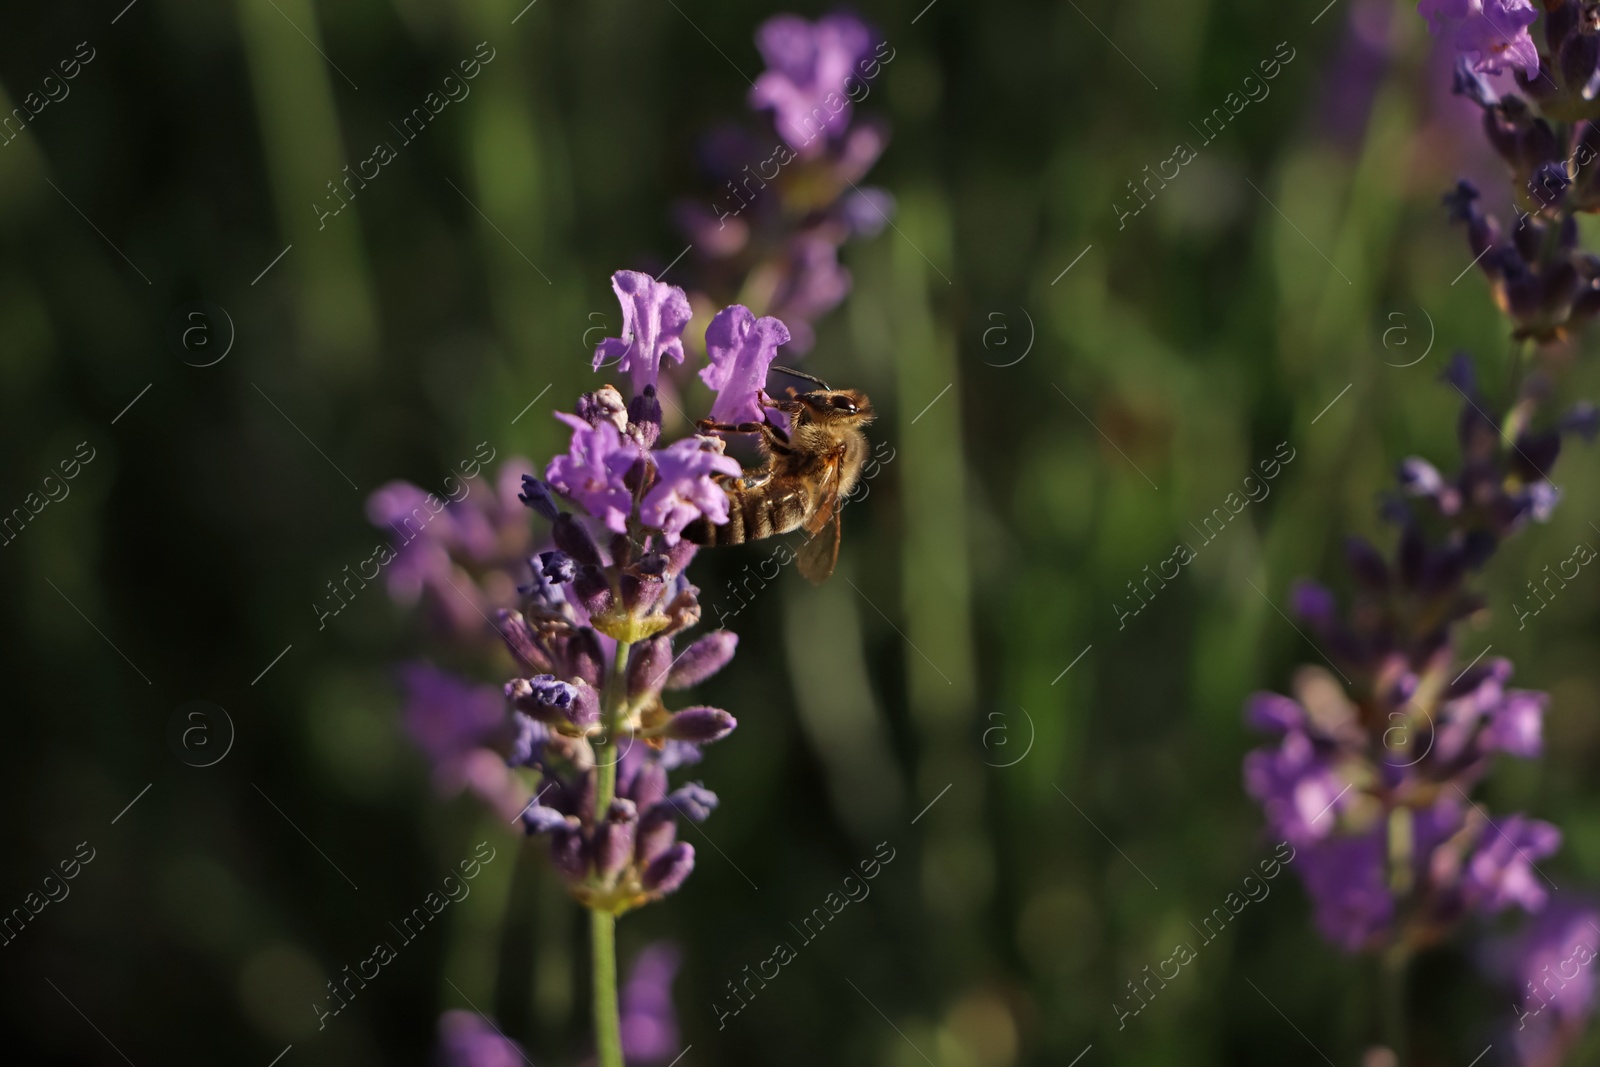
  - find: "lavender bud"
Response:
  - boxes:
[665,631,739,689]
[574,565,615,617]
[540,550,578,584]
[641,842,695,896]
[1289,580,1337,632]
[622,572,668,617]
[635,809,677,866]
[629,760,669,814]
[594,798,639,878]
[506,675,580,724]
[553,513,603,566]
[566,628,605,688]
[495,610,551,670]
[664,706,737,743]
[549,825,589,882]
[628,637,673,699]
[664,540,698,578]
[628,386,663,449]
[610,533,636,569]
[665,783,718,822]
[519,475,560,521]
[1344,537,1390,589]
[509,712,546,768]
[521,805,572,836]
[567,681,602,730]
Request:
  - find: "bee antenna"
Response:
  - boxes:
[770,365,832,391]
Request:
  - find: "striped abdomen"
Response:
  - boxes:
[684,481,810,546]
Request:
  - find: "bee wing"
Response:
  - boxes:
[801,445,846,536]
[796,508,841,584]
[796,444,847,583]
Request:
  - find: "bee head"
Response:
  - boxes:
[797,388,874,426]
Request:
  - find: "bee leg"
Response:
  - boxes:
[695,419,766,435]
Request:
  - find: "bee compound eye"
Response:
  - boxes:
[831,395,856,413]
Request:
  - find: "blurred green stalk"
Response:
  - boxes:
[591,910,622,1067]
[589,638,633,1067]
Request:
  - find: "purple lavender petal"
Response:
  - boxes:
[749,13,876,154]
[621,942,683,1064]
[767,235,852,353]
[436,1010,529,1067]
[1500,896,1600,1057]
[1294,827,1395,952]
[837,186,895,238]
[700,304,793,425]
[593,271,693,397]
[545,413,640,535]
[1418,0,1539,77]
[640,437,742,545]
[1464,814,1562,914]
[538,550,577,584]
[1484,689,1547,758]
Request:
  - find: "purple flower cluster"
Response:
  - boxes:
[377,266,795,912]
[366,455,536,640]
[1244,361,1591,955]
[496,547,737,911]
[397,663,532,823]
[1436,0,1600,341]
[1419,0,1540,78]
[676,11,896,354]
[499,267,813,911]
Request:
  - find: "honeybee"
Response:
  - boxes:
[682,367,875,583]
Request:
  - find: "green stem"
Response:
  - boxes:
[591,908,623,1067]
[589,638,632,1067]
[594,639,633,816]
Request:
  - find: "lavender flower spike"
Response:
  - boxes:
[700,304,792,424]
[1417,0,1540,78]
[593,270,693,397]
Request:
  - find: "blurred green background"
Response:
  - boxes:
[5,0,1600,1064]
